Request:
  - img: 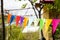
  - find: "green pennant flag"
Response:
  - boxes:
[39,19,45,31]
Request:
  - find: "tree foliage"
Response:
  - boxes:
[21,3,27,8]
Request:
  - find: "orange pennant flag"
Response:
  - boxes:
[23,17,28,28]
[7,14,12,23]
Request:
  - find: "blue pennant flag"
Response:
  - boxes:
[10,15,15,24]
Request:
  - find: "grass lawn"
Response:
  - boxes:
[5,25,39,40]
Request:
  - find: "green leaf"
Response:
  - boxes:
[19,0,21,1]
[33,0,37,3]
[21,3,27,8]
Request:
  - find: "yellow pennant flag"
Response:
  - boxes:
[7,14,12,23]
[23,17,28,28]
[44,19,52,33]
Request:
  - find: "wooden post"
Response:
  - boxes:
[1,0,5,40]
[35,3,46,40]
[29,0,38,18]
[9,24,12,39]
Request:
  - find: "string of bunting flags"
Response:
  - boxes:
[7,14,60,35]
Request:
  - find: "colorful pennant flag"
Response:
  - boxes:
[7,14,12,23]
[23,17,28,28]
[39,19,45,31]
[20,16,24,26]
[52,19,60,34]
[27,17,34,27]
[44,19,52,33]
[16,16,20,26]
[34,19,39,27]
[10,15,15,24]
[58,19,60,23]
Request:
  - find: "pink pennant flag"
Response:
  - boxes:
[52,19,60,34]
[58,19,60,22]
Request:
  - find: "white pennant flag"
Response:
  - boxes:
[34,18,39,27]
[27,16,35,27]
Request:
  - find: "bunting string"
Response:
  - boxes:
[7,14,60,35]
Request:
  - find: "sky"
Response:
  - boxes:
[3,0,40,18]
[4,0,31,9]
[3,0,40,32]
[3,0,40,10]
[0,0,44,18]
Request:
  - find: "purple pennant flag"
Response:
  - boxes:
[20,16,24,26]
